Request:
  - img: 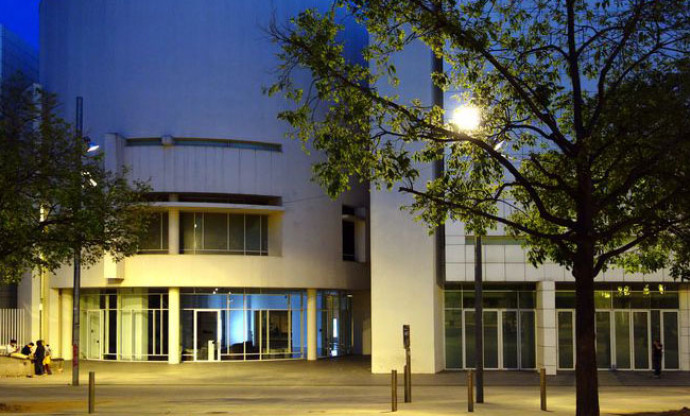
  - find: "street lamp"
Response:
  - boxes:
[450,103,484,403]
[72,97,99,387]
[450,105,481,131]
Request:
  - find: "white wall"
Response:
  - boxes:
[370,39,444,374]
[445,220,675,284]
[40,0,370,293]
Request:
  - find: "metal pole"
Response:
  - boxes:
[404,351,411,402]
[431,20,445,287]
[391,370,398,412]
[467,369,474,412]
[540,368,547,411]
[474,235,484,403]
[72,96,84,387]
[88,371,95,413]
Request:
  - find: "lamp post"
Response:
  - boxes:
[72,97,99,387]
[72,96,84,387]
[450,104,484,403]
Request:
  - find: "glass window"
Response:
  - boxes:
[342,220,355,261]
[484,291,517,308]
[662,312,679,369]
[633,312,649,369]
[520,311,536,368]
[261,215,269,255]
[245,215,261,254]
[502,311,518,369]
[615,311,631,369]
[465,311,475,368]
[594,291,612,309]
[518,291,536,309]
[483,311,499,368]
[556,291,576,309]
[179,213,269,255]
[228,214,244,252]
[445,291,462,309]
[245,294,289,310]
[651,292,679,309]
[445,310,463,368]
[139,212,169,253]
[596,312,611,368]
[558,311,574,369]
[203,213,228,251]
[180,212,197,252]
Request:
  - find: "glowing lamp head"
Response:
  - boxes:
[450,105,481,131]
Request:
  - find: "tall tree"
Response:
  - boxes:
[0,78,151,283]
[268,2,690,415]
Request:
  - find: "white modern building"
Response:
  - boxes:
[9,0,689,374]
[24,0,369,365]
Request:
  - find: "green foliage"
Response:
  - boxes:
[268,0,690,279]
[269,4,690,413]
[0,78,151,283]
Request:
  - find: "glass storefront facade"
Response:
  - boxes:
[80,288,169,361]
[181,289,305,361]
[556,283,680,370]
[444,284,536,370]
[317,291,353,357]
[79,288,352,362]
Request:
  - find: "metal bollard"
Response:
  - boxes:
[391,370,398,412]
[404,361,411,403]
[540,368,547,411]
[467,369,474,413]
[88,371,95,414]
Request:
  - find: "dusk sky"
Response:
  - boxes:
[0,0,40,49]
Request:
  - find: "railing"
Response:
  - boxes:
[0,308,26,345]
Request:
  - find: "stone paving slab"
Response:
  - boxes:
[3,356,687,387]
[0,357,688,415]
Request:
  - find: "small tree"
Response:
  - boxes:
[0,78,150,283]
[268,2,690,415]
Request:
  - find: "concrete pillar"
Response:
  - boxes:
[536,281,557,375]
[60,290,73,360]
[168,287,181,364]
[169,193,180,255]
[679,283,690,371]
[307,289,317,361]
[29,272,41,342]
[46,288,61,353]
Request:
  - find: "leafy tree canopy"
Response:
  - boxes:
[268,1,690,415]
[0,77,151,283]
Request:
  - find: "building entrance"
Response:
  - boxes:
[86,310,103,360]
[557,309,679,370]
[194,310,221,361]
[462,309,536,370]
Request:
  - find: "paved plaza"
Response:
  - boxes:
[0,357,688,415]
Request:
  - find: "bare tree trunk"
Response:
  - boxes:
[573,243,600,416]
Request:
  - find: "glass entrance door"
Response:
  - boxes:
[614,310,650,370]
[463,309,535,370]
[194,310,221,361]
[502,311,519,369]
[86,310,103,360]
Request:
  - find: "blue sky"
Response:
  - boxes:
[0,0,40,49]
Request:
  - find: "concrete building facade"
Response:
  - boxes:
[10,0,689,374]
[30,0,370,364]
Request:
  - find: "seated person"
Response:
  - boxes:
[20,342,34,356]
[4,339,18,356]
